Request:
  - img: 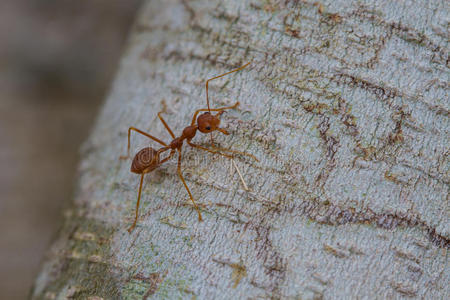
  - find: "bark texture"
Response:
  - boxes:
[32,0,449,299]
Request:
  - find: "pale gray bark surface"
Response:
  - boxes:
[32,0,448,299]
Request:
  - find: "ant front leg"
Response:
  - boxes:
[211,147,259,162]
[187,140,258,162]
[187,141,233,159]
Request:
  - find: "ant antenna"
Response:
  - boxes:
[205,62,251,112]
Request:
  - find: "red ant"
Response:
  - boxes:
[120,62,257,232]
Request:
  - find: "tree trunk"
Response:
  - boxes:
[32,0,448,299]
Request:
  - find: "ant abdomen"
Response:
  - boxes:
[131,147,159,174]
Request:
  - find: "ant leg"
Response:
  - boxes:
[191,102,240,126]
[157,112,175,139]
[187,141,258,162]
[120,127,167,160]
[128,173,145,233]
[210,147,259,162]
[177,150,203,221]
[205,62,250,111]
[187,141,233,159]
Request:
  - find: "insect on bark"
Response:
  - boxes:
[120,62,257,232]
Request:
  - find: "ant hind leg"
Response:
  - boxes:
[128,173,145,233]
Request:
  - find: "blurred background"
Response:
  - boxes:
[0,0,142,298]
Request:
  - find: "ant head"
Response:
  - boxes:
[197,111,229,135]
[197,112,220,133]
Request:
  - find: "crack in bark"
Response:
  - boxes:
[349,6,449,66]
[250,219,287,299]
[283,199,450,249]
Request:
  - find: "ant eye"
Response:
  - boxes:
[205,126,211,130]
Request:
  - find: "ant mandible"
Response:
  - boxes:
[120,62,257,232]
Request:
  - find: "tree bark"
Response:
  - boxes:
[32,0,448,299]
